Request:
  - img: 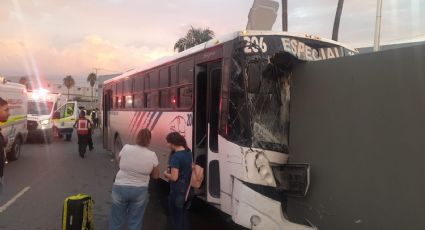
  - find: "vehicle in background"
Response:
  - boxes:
[101,31,357,229]
[52,101,78,141]
[52,102,93,141]
[0,77,28,161]
[27,89,66,143]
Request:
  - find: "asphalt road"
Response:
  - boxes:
[0,130,245,230]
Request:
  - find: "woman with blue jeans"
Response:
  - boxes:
[164,132,192,230]
[109,129,159,230]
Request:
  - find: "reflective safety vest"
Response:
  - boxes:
[76,119,90,135]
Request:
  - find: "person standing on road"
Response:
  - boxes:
[109,129,159,230]
[164,132,192,230]
[0,97,10,185]
[91,109,98,128]
[73,110,92,158]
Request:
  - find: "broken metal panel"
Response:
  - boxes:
[287,44,425,229]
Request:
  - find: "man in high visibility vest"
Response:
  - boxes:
[73,110,93,158]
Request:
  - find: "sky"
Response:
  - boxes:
[0,0,423,85]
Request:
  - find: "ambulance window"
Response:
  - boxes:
[64,103,75,117]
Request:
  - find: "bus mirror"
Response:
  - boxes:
[247,64,261,93]
[53,111,61,119]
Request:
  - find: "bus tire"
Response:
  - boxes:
[7,136,22,161]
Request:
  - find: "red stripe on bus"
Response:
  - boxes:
[128,112,139,128]
[131,111,148,139]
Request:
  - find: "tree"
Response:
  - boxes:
[63,75,75,100]
[174,26,215,52]
[87,72,97,102]
[282,0,288,31]
[332,0,345,41]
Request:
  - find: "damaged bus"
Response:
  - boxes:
[102,31,357,229]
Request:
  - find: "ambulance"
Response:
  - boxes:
[27,89,66,143]
[52,101,79,141]
[0,77,28,161]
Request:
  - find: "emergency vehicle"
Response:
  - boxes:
[0,77,28,161]
[52,101,78,141]
[27,89,66,143]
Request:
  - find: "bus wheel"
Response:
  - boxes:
[7,137,22,161]
[114,135,123,159]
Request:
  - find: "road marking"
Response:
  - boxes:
[0,186,31,213]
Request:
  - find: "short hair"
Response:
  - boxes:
[0,97,7,107]
[136,129,151,147]
[166,132,188,150]
[79,110,86,117]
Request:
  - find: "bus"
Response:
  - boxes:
[102,30,357,229]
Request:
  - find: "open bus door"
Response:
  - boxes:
[103,89,112,149]
[194,61,222,204]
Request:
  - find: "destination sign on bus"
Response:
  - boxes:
[242,36,355,61]
[281,38,342,61]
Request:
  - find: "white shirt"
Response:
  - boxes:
[114,144,158,187]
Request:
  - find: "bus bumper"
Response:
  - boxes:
[232,179,315,230]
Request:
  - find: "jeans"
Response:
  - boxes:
[168,180,189,230]
[109,185,149,230]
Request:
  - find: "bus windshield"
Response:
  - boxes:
[28,101,54,115]
[227,35,355,153]
[228,54,294,153]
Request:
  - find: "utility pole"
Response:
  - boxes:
[373,0,383,52]
[332,0,344,41]
[282,0,288,31]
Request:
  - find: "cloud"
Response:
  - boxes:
[0,35,172,83]
[0,0,423,80]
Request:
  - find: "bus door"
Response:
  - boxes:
[103,89,112,149]
[194,61,222,204]
[206,62,222,204]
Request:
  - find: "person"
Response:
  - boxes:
[164,132,192,230]
[73,110,92,158]
[91,109,98,128]
[109,129,159,230]
[0,97,10,185]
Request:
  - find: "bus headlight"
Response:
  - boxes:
[40,119,50,125]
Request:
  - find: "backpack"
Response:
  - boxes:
[62,194,94,230]
[185,155,204,201]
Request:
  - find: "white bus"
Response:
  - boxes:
[102,31,357,229]
[0,77,28,161]
[27,89,66,143]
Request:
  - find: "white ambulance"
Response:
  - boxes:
[0,77,28,161]
[27,89,66,143]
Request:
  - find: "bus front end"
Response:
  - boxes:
[218,32,356,229]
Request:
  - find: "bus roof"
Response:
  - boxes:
[104,30,357,85]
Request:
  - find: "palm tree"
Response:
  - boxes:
[174,26,215,52]
[332,0,345,41]
[87,72,97,102]
[282,0,288,31]
[63,75,75,100]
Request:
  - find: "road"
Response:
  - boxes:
[0,130,245,230]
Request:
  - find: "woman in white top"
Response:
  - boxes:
[109,129,159,230]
